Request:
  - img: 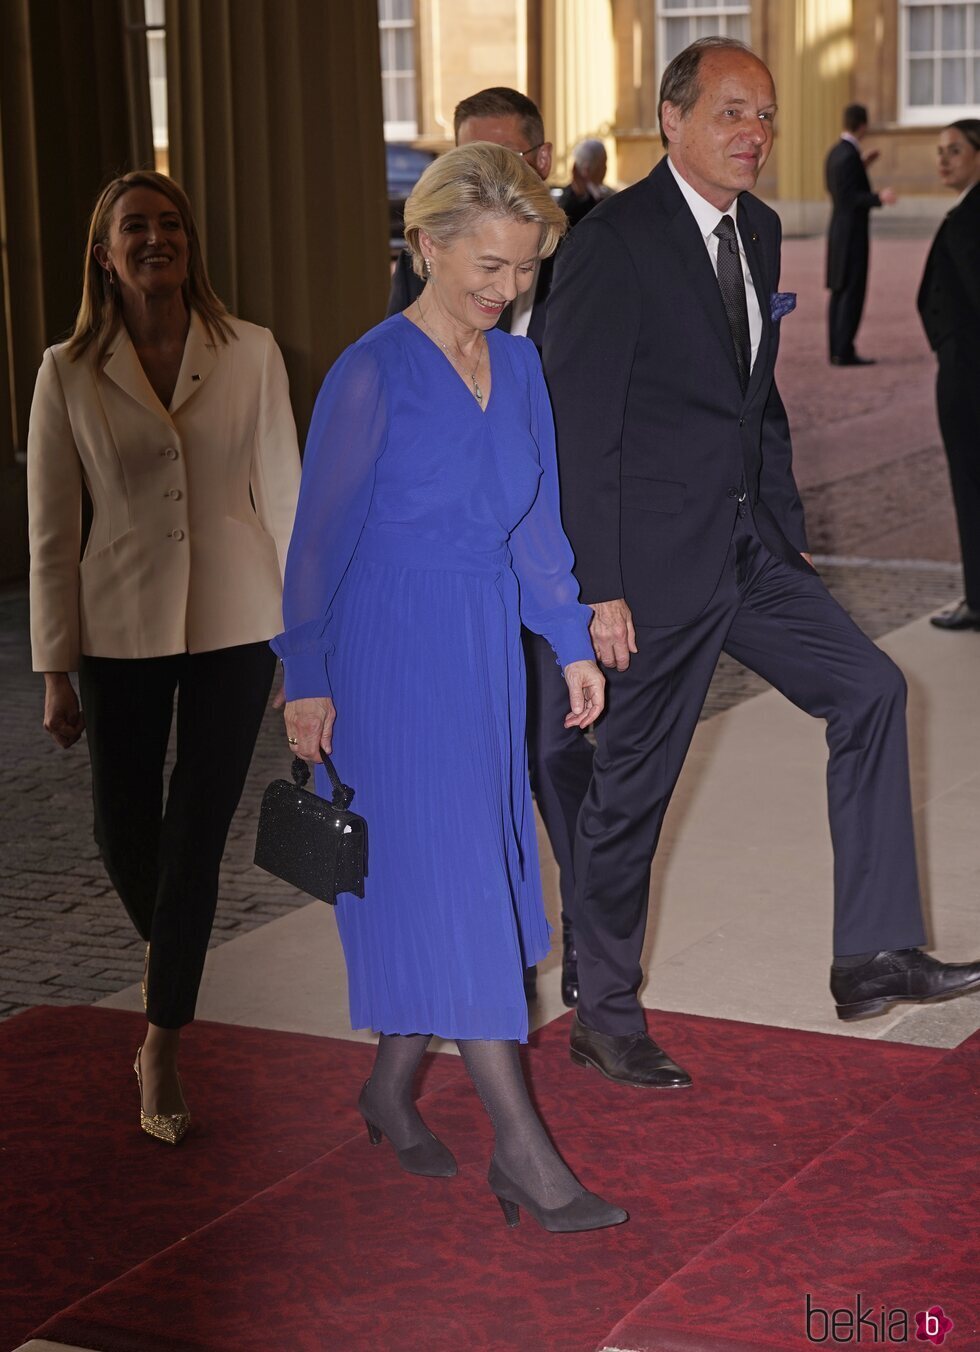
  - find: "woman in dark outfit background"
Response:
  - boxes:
[918,120,980,631]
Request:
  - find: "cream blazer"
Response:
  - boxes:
[28,312,301,671]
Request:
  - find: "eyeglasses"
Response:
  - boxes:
[510,143,544,161]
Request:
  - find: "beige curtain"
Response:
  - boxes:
[0,0,153,580]
[165,0,390,439]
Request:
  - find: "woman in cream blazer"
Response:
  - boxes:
[28,170,300,1144]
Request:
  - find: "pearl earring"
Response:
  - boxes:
[424,257,432,278]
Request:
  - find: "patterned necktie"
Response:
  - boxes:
[713,214,750,393]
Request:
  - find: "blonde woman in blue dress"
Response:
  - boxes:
[274,143,627,1233]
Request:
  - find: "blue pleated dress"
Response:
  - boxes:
[272,314,593,1042]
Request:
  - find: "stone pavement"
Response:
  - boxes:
[0,234,964,1021]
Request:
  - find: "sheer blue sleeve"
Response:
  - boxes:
[271,342,387,699]
[509,341,595,670]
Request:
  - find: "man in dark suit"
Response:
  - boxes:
[544,37,980,1089]
[825,103,896,366]
[387,87,593,1006]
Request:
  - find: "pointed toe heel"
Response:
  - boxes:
[488,1159,628,1234]
[356,1081,457,1179]
[133,1048,191,1146]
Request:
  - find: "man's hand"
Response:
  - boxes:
[284,696,336,761]
[43,673,85,749]
[879,186,897,206]
[564,660,605,729]
[588,598,637,671]
[862,148,880,168]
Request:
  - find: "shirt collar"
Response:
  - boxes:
[667,155,738,243]
[840,132,861,150]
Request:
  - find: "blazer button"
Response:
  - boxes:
[169,528,185,541]
[165,488,182,500]
[727,487,740,499]
[162,446,179,460]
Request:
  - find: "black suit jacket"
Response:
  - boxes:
[916,181,980,360]
[825,139,881,291]
[384,246,556,348]
[543,157,808,626]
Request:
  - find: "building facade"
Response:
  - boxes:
[381,0,980,230]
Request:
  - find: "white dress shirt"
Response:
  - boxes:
[667,156,763,372]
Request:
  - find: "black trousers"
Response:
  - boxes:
[828,253,869,361]
[936,349,980,608]
[78,642,276,1028]
[523,629,594,927]
[574,511,928,1036]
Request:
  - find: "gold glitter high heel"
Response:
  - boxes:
[134,1046,191,1145]
[141,943,150,1012]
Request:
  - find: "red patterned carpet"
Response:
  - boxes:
[6,1006,977,1351]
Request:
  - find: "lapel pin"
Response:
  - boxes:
[751,231,759,241]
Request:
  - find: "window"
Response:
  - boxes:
[378,0,417,141]
[145,0,168,167]
[656,0,751,79]
[900,1,980,124]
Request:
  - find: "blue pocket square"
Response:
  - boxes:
[771,291,796,322]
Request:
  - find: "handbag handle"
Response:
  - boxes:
[291,752,355,809]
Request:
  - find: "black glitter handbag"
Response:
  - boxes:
[254,754,367,905]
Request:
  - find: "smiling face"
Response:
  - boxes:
[662,50,776,210]
[936,127,980,193]
[94,187,190,303]
[419,214,543,332]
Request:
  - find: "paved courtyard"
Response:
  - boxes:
[0,232,964,1020]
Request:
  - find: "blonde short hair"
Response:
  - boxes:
[403,142,566,278]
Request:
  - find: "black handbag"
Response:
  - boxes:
[254,753,367,905]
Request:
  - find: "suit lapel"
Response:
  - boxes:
[102,326,168,420]
[170,311,219,414]
[738,198,773,407]
[653,161,742,390]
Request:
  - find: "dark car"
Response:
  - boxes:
[387,143,437,252]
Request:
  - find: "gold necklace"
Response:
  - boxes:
[415,296,485,404]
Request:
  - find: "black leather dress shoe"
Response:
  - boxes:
[523,964,538,1001]
[569,1013,692,1088]
[560,919,578,1008]
[930,600,980,631]
[831,949,980,1021]
[830,354,876,366]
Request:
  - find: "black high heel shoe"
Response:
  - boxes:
[357,1080,457,1178]
[488,1158,628,1233]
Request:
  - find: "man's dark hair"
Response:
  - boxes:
[657,36,755,149]
[453,87,545,149]
[843,104,869,132]
[945,117,980,151]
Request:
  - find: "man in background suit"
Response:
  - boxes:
[545,37,980,1089]
[825,103,897,366]
[387,87,593,1006]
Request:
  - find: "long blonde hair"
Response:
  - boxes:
[403,142,566,279]
[66,170,234,365]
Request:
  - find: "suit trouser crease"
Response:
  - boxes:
[828,260,868,362]
[78,642,276,1028]
[574,514,927,1036]
[936,357,980,608]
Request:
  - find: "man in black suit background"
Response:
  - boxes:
[825,103,897,366]
[544,37,980,1089]
[387,87,593,1006]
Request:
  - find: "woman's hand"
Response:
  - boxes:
[43,673,85,748]
[284,696,336,760]
[563,660,605,729]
